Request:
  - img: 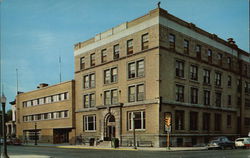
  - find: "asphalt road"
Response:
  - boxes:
[3,146,250,158]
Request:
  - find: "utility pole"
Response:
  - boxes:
[133,113,137,149]
[1,94,9,158]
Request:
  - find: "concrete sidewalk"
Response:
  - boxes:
[22,143,207,152]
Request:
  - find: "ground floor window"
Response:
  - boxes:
[244,117,250,126]
[83,115,96,131]
[214,113,222,131]
[175,110,184,130]
[23,130,41,141]
[128,111,145,130]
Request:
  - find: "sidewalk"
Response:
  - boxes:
[22,143,207,152]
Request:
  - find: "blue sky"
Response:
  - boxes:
[0,0,249,110]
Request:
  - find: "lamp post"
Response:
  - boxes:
[133,113,137,149]
[1,94,9,158]
[34,122,37,145]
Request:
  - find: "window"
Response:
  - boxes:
[183,40,189,54]
[203,69,210,84]
[113,44,119,60]
[128,84,144,102]
[245,82,250,93]
[64,111,68,118]
[227,57,232,68]
[90,53,95,66]
[176,60,184,78]
[127,39,133,55]
[207,49,212,62]
[141,33,149,50]
[245,99,250,108]
[214,113,222,131]
[215,92,222,107]
[84,115,96,131]
[228,95,231,106]
[169,34,175,49]
[204,90,210,106]
[104,89,118,105]
[227,115,232,127]
[45,97,52,104]
[128,59,144,79]
[176,85,184,102]
[83,93,95,108]
[228,75,232,87]
[104,67,118,84]
[244,117,250,126]
[101,49,107,63]
[237,79,242,92]
[190,111,198,130]
[203,113,210,131]
[196,45,201,59]
[83,73,95,89]
[215,72,222,87]
[190,65,198,80]
[175,110,184,130]
[218,53,223,65]
[80,57,85,70]
[190,87,198,104]
[128,111,145,130]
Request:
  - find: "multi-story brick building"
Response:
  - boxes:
[74,7,250,147]
[15,81,75,144]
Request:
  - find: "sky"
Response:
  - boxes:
[0,0,249,110]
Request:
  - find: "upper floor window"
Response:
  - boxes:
[113,44,119,60]
[128,59,144,79]
[215,92,222,107]
[218,53,223,65]
[104,67,118,84]
[127,39,133,55]
[207,49,212,62]
[128,84,144,102]
[141,33,149,50]
[228,75,232,87]
[80,57,85,70]
[190,87,198,104]
[128,111,145,130]
[83,73,95,89]
[83,93,95,108]
[203,69,210,84]
[183,40,189,54]
[204,90,210,106]
[190,65,198,81]
[104,89,118,105]
[176,84,184,102]
[228,95,231,106]
[169,34,175,49]
[227,57,232,68]
[84,115,96,131]
[175,60,184,78]
[101,49,107,63]
[215,72,222,87]
[90,53,95,67]
[196,45,201,59]
[245,82,250,93]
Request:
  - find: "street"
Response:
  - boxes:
[4,146,250,158]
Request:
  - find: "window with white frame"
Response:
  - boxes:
[128,84,144,102]
[176,60,184,78]
[190,65,198,81]
[128,111,145,130]
[203,69,210,84]
[113,44,119,60]
[215,72,222,87]
[84,115,96,131]
[128,59,144,79]
[141,33,149,50]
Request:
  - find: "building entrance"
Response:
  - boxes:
[104,115,116,141]
[53,128,70,144]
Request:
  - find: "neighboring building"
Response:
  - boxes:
[74,7,250,147]
[15,81,75,144]
[6,99,17,138]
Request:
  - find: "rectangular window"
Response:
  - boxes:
[113,44,119,60]
[218,53,223,65]
[183,40,189,54]
[128,84,144,102]
[84,115,96,131]
[104,91,111,105]
[215,92,222,107]
[190,87,198,104]
[80,57,85,70]
[142,33,149,50]
[196,45,201,59]
[111,89,118,104]
[190,111,198,130]
[203,69,210,84]
[228,95,231,106]
[127,39,133,55]
[83,93,95,108]
[227,115,232,127]
[207,49,212,62]
[101,49,107,63]
[128,59,144,79]
[245,99,250,108]
[128,111,145,130]
[204,90,210,106]
[215,113,222,131]
[228,75,232,87]
[190,65,198,81]
[104,67,118,84]
[203,113,210,131]
[169,34,175,49]
[83,73,95,89]
[227,57,232,68]
[176,60,184,78]
[176,85,184,102]
[175,110,184,130]
[244,117,250,126]
[215,72,222,87]
[83,75,89,89]
[90,53,95,67]
[104,89,118,105]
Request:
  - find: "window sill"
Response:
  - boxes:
[127,76,145,81]
[83,87,95,90]
[84,130,96,133]
[103,82,118,86]
[128,129,146,132]
[203,83,211,86]
[175,76,185,80]
[189,79,199,84]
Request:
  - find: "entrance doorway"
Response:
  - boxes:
[53,128,71,144]
[104,115,116,141]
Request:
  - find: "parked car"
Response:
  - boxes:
[235,137,250,149]
[207,137,235,150]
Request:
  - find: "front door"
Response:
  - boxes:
[106,126,115,141]
[104,114,116,141]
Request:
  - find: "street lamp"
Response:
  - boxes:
[1,94,9,158]
[132,113,137,149]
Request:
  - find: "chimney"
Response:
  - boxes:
[37,83,49,89]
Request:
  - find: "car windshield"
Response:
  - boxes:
[236,139,244,142]
[210,140,219,143]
